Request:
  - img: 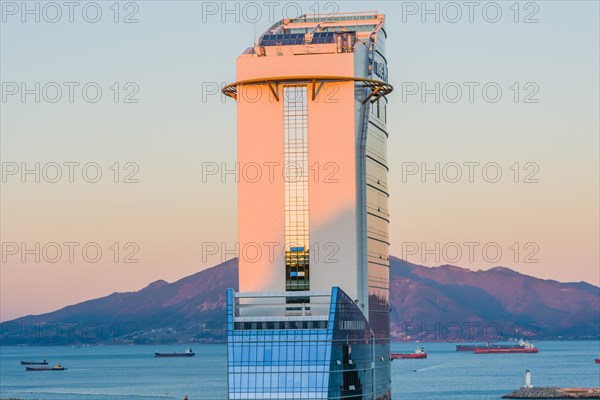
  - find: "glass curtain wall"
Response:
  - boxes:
[283,86,310,293]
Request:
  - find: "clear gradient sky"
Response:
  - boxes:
[1,1,599,322]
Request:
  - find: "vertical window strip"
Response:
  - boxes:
[283,86,310,292]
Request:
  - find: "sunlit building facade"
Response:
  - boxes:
[223,11,393,400]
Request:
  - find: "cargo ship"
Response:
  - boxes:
[154,347,195,358]
[474,341,538,354]
[26,363,66,371]
[390,347,427,360]
[456,343,527,352]
[20,359,48,365]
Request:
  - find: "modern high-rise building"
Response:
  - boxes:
[223,11,393,400]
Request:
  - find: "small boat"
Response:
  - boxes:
[474,340,538,354]
[26,363,66,371]
[154,347,195,358]
[595,356,600,364]
[390,347,427,360]
[20,359,48,365]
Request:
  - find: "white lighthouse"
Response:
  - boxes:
[524,369,533,388]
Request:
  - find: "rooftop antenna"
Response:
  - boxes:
[253,21,256,46]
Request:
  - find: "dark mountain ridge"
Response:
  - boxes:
[2,257,598,345]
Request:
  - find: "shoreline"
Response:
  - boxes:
[2,338,600,347]
[503,388,600,399]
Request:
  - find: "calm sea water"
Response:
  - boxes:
[1,341,599,400]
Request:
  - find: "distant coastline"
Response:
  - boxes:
[2,258,599,346]
[3,338,600,347]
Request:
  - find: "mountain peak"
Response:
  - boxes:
[487,266,518,274]
[145,280,169,290]
[438,264,471,272]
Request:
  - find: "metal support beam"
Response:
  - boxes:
[312,80,325,101]
[222,75,393,104]
[363,86,382,104]
[266,81,279,102]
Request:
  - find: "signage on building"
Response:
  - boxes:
[373,60,388,82]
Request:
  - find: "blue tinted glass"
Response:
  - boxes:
[308,372,317,388]
[241,345,249,361]
[309,343,317,360]
[278,373,286,390]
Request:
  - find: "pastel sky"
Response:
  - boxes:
[1,1,598,322]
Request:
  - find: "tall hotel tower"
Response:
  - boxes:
[223,12,393,400]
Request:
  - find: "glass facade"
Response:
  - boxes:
[227,288,378,400]
[284,86,310,292]
[328,289,376,400]
[364,25,391,400]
